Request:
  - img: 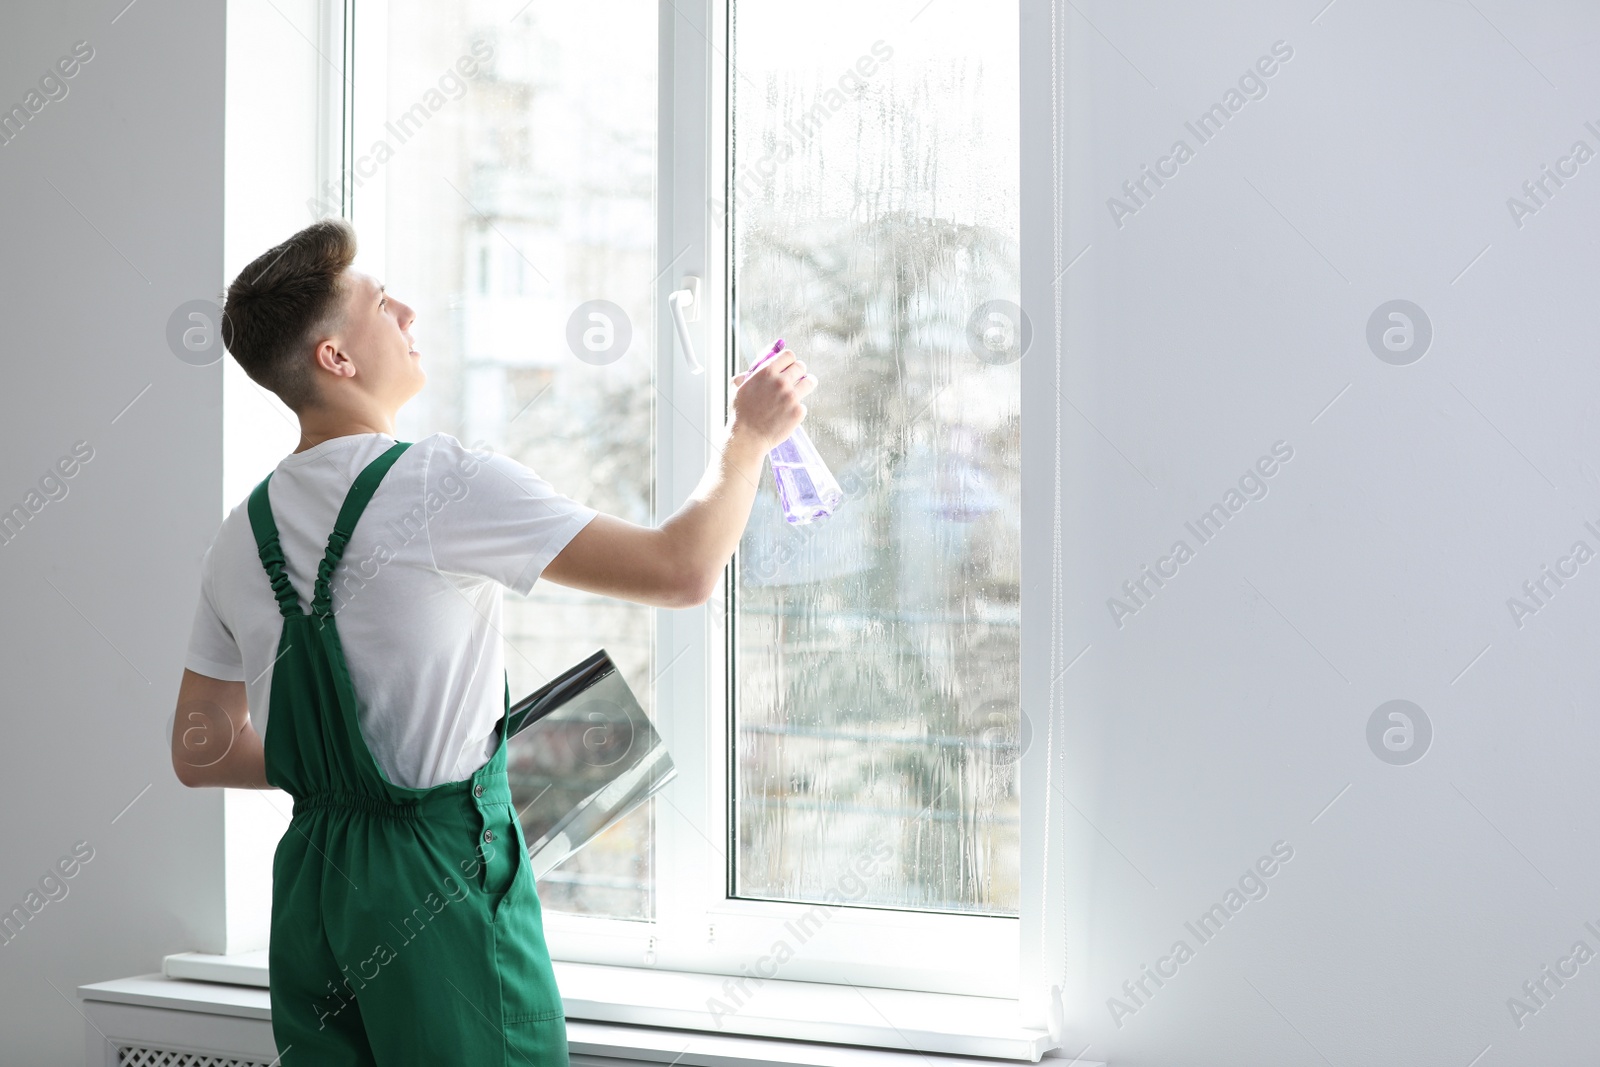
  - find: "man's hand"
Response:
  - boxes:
[171,669,270,789]
[730,347,816,451]
[542,348,815,609]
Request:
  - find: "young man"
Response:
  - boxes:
[171,218,813,1065]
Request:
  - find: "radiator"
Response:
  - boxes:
[115,1048,277,1067]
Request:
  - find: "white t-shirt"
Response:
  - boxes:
[184,432,598,788]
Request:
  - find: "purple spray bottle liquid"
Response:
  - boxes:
[748,338,844,525]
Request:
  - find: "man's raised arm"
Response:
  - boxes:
[541,347,814,609]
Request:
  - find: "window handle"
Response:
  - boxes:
[667,276,703,375]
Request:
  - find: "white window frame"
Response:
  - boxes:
[1017,0,1070,1035]
[320,0,1065,1013]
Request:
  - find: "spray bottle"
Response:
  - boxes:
[747,338,843,525]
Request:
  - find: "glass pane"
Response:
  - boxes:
[730,2,1021,914]
[378,0,658,919]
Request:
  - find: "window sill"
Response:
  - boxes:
[161,951,1061,1061]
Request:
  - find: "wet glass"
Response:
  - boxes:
[730,1,1023,914]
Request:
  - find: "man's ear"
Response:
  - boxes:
[312,338,357,379]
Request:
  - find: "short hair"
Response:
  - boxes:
[221,219,358,411]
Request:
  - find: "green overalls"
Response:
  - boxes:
[246,440,568,1066]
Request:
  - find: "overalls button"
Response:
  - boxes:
[473,784,484,798]
[483,829,495,843]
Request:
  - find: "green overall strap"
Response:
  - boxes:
[245,441,412,619]
[247,474,303,619]
[312,441,411,617]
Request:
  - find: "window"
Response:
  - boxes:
[345,0,1024,997]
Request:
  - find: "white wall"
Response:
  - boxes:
[1036,1,1600,1064]
[0,2,226,1064]
[0,0,329,1059]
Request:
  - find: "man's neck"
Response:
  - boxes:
[293,408,397,454]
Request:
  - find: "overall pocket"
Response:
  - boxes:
[479,803,520,910]
[493,816,566,1061]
